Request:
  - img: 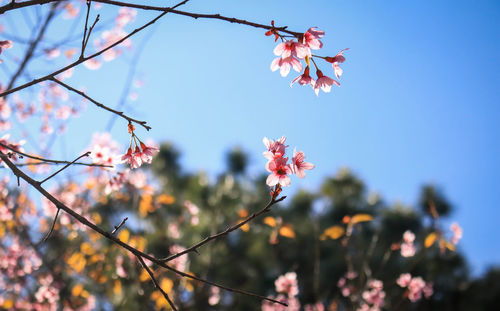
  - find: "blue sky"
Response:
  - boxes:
[2,0,499,274]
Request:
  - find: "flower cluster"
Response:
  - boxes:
[120,123,158,169]
[263,136,314,188]
[337,271,358,297]
[358,279,386,311]
[268,25,348,95]
[262,272,300,311]
[397,273,433,302]
[400,230,417,257]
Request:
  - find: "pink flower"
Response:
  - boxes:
[121,147,142,169]
[266,157,292,187]
[302,27,324,50]
[450,222,463,245]
[275,272,299,297]
[0,40,12,64]
[263,136,287,160]
[403,230,415,243]
[84,58,102,70]
[274,40,310,59]
[397,273,412,287]
[291,149,314,178]
[325,48,349,79]
[139,142,159,164]
[401,242,416,257]
[314,70,340,96]
[271,56,302,77]
[290,66,315,88]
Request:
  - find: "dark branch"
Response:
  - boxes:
[0,151,287,307]
[111,217,128,235]
[163,196,286,262]
[0,142,112,168]
[137,255,178,311]
[50,77,151,131]
[39,151,91,184]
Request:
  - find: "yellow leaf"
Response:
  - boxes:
[113,280,122,295]
[350,214,373,224]
[240,223,250,232]
[129,236,147,251]
[140,269,150,282]
[67,253,86,273]
[321,225,345,240]
[80,242,94,256]
[118,229,130,244]
[425,232,437,248]
[0,224,4,238]
[263,216,277,227]
[80,289,89,298]
[72,284,83,297]
[2,300,13,309]
[279,225,296,238]
[157,194,175,205]
[445,240,456,252]
[238,209,248,218]
[160,278,173,294]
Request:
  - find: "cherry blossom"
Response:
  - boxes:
[274,272,299,297]
[401,230,416,257]
[274,40,310,60]
[138,142,159,164]
[325,48,349,79]
[290,66,315,88]
[263,136,287,160]
[314,70,340,96]
[0,40,12,63]
[271,56,303,77]
[121,147,142,169]
[397,274,434,302]
[266,157,292,187]
[291,149,315,178]
[302,27,325,50]
[450,222,463,245]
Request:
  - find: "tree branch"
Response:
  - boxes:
[0,142,111,168]
[50,77,151,131]
[137,255,178,311]
[39,151,91,184]
[163,195,286,262]
[0,151,287,307]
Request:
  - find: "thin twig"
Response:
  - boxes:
[162,195,286,262]
[0,152,287,307]
[80,0,92,58]
[50,77,151,131]
[39,151,91,184]
[83,14,100,56]
[0,142,111,168]
[111,217,128,235]
[37,207,60,245]
[137,255,178,311]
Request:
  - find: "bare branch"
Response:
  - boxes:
[80,0,92,58]
[111,217,128,235]
[163,195,286,262]
[137,255,178,311]
[50,77,151,131]
[37,207,60,245]
[39,151,91,184]
[0,142,112,168]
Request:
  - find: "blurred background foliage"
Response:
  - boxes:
[1,143,499,311]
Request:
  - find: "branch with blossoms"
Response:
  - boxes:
[0,0,334,309]
[0,150,290,308]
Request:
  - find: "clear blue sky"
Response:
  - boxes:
[2,0,499,275]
